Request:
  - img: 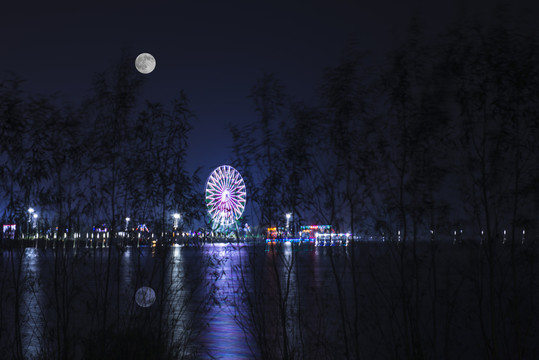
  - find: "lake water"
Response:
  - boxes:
[1,240,537,359]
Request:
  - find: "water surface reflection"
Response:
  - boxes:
[2,241,509,359]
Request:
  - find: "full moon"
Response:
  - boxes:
[135,53,156,74]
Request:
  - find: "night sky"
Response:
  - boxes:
[2,0,536,175]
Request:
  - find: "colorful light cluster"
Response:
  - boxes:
[205,165,246,229]
[300,225,332,230]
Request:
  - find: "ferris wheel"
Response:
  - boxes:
[205,165,246,230]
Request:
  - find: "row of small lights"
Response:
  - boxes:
[125,213,181,228]
[25,209,182,238]
[25,208,529,245]
[389,229,527,244]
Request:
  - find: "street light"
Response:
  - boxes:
[286,213,292,237]
[27,208,35,239]
[173,213,181,229]
[172,213,181,240]
[125,217,130,232]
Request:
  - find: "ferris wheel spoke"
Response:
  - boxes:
[229,198,242,211]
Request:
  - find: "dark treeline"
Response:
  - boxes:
[231,9,539,245]
[0,55,203,239]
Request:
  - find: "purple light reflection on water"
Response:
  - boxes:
[198,243,255,359]
[201,309,254,359]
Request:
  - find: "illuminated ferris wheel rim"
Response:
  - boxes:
[205,165,246,228]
